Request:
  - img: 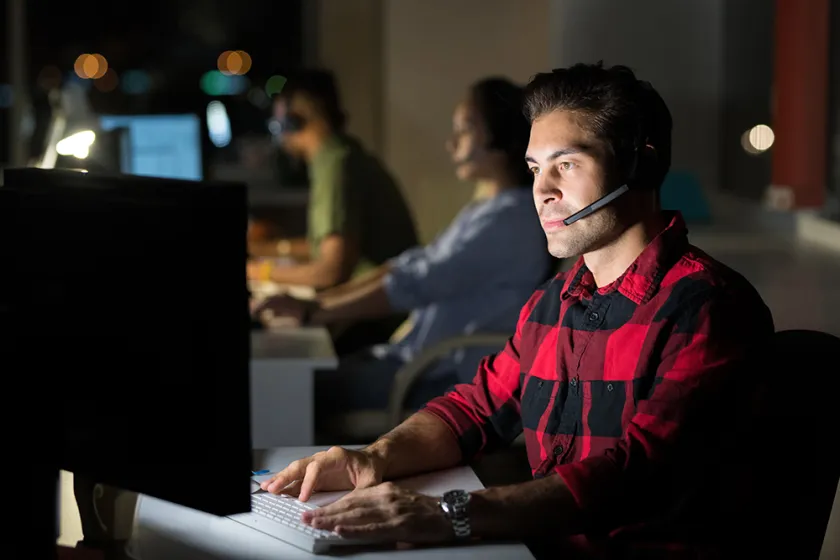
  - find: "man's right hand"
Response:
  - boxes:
[251,294,319,327]
[260,446,387,502]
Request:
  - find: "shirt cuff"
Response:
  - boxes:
[382,269,422,312]
[554,455,619,515]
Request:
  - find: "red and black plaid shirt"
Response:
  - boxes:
[424,211,775,556]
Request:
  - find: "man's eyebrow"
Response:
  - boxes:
[524,145,591,164]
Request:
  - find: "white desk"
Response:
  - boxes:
[251,329,338,448]
[126,446,533,560]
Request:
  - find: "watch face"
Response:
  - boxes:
[443,490,470,508]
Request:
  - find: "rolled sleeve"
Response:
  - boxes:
[554,287,773,526]
[422,289,546,461]
[381,209,506,310]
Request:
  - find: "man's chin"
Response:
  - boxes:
[546,239,579,260]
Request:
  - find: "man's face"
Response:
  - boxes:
[273,93,308,156]
[526,110,621,259]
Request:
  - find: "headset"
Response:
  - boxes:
[277,113,306,134]
[561,81,659,226]
[451,123,516,167]
[452,144,487,166]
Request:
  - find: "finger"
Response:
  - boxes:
[297,448,348,501]
[334,521,399,541]
[276,479,303,497]
[317,485,377,513]
[297,461,322,502]
[263,457,312,493]
[307,491,368,521]
[309,507,388,532]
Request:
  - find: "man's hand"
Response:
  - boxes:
[261,446,386,502]
[302,483,453,543]
[251,294,319,327]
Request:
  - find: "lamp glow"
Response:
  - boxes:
[56,130,96,159]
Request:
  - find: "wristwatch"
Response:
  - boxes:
[440,489,471,539]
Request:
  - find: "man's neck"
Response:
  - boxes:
[583,213,666,288]
[473,169,521,199]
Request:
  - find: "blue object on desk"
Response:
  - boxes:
[252,470,271,476]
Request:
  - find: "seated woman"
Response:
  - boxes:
[254,77,553,417]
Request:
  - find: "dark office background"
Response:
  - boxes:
[0,0,836,212]
[0,0,305,164]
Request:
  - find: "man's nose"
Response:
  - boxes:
[534,177,561,205]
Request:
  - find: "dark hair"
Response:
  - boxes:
[280,69,347,131]
[523,62,672,190]
[468,77,533,186]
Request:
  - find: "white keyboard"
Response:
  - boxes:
[228,492,353,554]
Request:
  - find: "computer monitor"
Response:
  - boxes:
[99,114,203,181]
[0,168,251,556]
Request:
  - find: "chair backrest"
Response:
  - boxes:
[760,330,840,559]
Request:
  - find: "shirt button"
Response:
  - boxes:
[553,445,564,456]
[589,312,600,321]
[607,383,614,391]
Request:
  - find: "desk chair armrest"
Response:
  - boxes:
[387,333,511,427]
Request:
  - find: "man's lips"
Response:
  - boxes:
[541,218,567,231]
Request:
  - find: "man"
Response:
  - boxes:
[259,63,775,557]
[248,70,418,289]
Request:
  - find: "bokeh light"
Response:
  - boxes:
[121,70,151,95]
[206,101,232,147]
[74,54,108,79]
[0,84,12,109]
[200,71,249,96]
[248,87,270,109]
[741,124,775,155]
[217,50,252,75]
[94,69,119,93]
[265,75,287,97]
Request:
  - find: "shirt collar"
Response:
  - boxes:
[562,211,689,304]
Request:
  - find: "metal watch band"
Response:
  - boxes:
[450,515,471,538]
[441,490,472,539]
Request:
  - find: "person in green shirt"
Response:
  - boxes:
[248,70,418,290]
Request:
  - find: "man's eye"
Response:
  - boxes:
[559,162,575,171]
[529,167,540,175]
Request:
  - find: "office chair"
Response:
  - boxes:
[318,258,568,443]
[759,329,840,559]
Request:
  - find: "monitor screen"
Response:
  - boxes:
[99,114,203,181]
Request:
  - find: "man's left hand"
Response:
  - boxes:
[302,482,453,543]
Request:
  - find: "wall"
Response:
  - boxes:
[315,1,726,238]
[549,0,724,196]
[315,0,550,242]
[382,0,550,240]
[312,0,384,155]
